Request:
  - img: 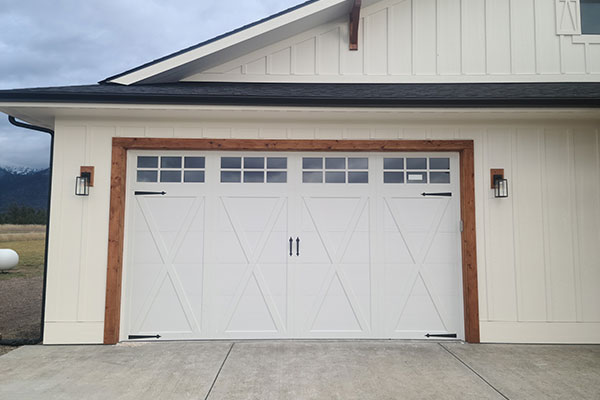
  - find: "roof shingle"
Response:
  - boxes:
[1,82,599,107]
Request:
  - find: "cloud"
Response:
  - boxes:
[0,118,51,169]
[0,0,299,168]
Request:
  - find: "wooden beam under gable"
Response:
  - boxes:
[349,0,362,51]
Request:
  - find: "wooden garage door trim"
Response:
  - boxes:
[104,138,480,344]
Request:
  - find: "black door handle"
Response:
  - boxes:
[289,237,293,256]
[296,237,300,256]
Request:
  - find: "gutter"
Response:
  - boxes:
[1,116,54,346]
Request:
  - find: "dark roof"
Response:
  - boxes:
[100,0,321,84]
[1,82,600,108]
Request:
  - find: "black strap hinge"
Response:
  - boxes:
[421,192,452,197]
[135,191,166,196]
[128,334,161,339]
[425,333,457,338]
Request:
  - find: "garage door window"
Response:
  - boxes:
[384,157,450,184]
[221,156,287,183]
[136,156,205,183]
[302,157,369,183]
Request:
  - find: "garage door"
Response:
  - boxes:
[122,151,464,340]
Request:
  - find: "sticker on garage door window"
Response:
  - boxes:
[220,157,287,183]
[302,157,368,183]
[136,156,206,183]
[383,157,450,184]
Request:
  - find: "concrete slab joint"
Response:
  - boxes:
[1,342,599,400]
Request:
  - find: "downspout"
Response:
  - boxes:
[2,116,54,346]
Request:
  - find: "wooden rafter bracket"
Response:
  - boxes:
[490,168,504,189]
[80,166,95,187]
[349,0,362,51]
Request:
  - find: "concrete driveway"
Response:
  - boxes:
[0,341,598,399]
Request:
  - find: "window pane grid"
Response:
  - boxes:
[302,157,368,184]
[384,157,450,184]
[221,157,287,183]
[137,155,205,183]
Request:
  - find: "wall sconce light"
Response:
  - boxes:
[494,176,509,198]
[491,169,508,198]
[76,173,90,196]
[75,166,94,196]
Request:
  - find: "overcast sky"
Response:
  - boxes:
[0,0,299,170]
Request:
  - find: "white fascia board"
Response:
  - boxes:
[184,73,600,84]
[108,0,351,86]
[2,103,599,126]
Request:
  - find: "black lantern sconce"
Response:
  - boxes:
[75,166,94,197]
[491,169,508,198]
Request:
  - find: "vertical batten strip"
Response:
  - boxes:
[533,0,539,74]
[482,129,493,320]
[410,0,415,75]
[386,4,392,75]
[564,129,578,321]
[469,128,489,322]
[559,34,565,74]
[458,0,464,75]
[535,129,548,320]
[434,0,439,76]
[510,129,521,322]
[568,130,584,322]
[539,130,552,321]
[483,0,488,74]
[290,42,296,76]
[508,0,513,74]
[584,42,590,74]
[76,128,90,321]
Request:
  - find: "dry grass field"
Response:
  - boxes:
[0,225,46,281]
[0,225,46,345]
[0,224,46,242]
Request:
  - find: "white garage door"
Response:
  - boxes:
[122,151,464,341]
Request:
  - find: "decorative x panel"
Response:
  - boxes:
[384,196,452,333]
[303,196,370,333]
[221,197,287,333]
[132,195,205,334]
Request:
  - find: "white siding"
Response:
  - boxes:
[44,113,600,344]
[183,0,600,83]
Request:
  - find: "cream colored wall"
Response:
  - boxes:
[184,0,600,83]
[44,114,600,344]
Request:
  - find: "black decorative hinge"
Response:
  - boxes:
[421,192,452,197]
[128,334,162,339]
[134,191,166,196]
[425,333,457,338]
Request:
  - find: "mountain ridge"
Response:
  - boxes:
[0,164,44,176]
[0,167,50,213]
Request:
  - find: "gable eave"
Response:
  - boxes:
[102,0,356,86]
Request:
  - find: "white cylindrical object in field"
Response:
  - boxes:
[0,249,19,270]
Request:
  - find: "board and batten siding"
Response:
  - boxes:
[42,115,600,344]
[183,0,600,83]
